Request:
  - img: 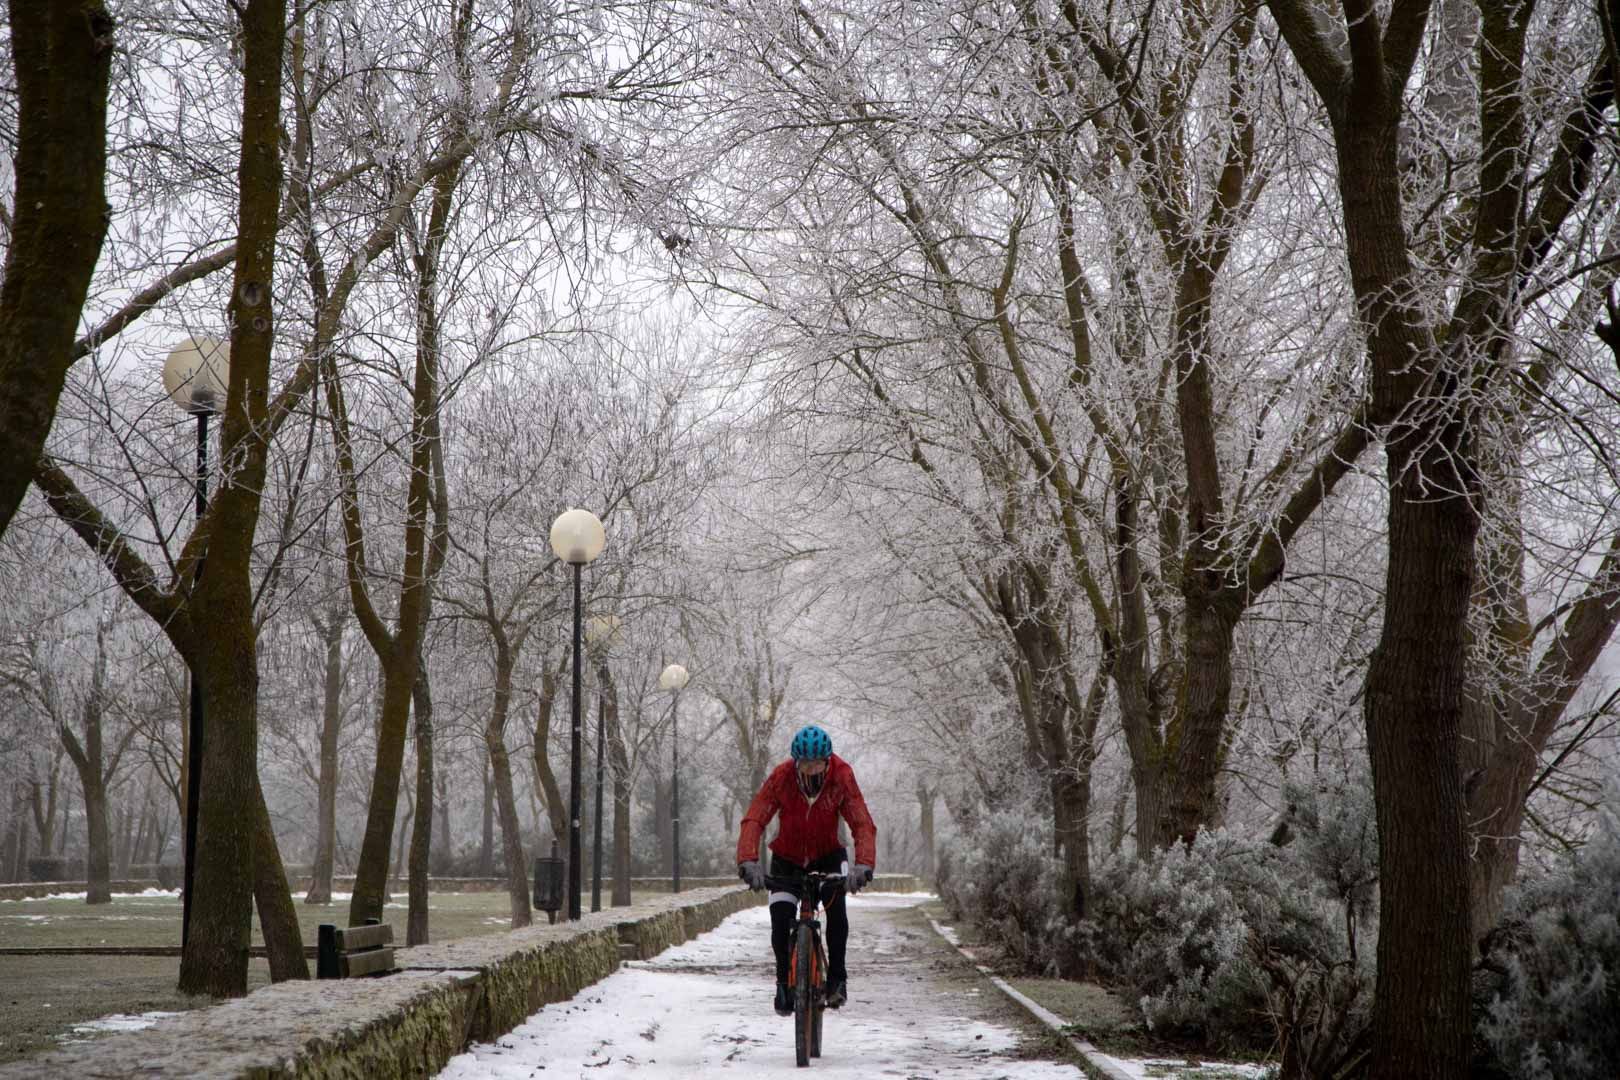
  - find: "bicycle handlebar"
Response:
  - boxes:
[764,871,846,893]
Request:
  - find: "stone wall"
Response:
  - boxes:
[0,885,763,1080]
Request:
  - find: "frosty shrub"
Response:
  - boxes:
[1477,792,1620,1080]
[1069,778,1376,1075]
[935,808,1063,972]
[939,782,1375,1077]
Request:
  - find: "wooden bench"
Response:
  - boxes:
[316,919,397,979]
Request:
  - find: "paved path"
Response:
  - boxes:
[438,892,1086,1079]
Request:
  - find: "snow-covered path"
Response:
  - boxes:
[438,892,1085,1079]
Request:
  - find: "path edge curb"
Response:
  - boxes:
[923,911,1136,1080]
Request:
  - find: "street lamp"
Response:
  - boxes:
[658,663,690,893]
[550,508,605,921]
[163,336,230,949]
[585,612,623,914]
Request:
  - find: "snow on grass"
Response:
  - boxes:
[56,1011,182,1043]
[0,913,171,922]
[0,888,179,903]
[439,892,1083,1080]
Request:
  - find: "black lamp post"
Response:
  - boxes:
[658,663,689,892]
[549,508,605,922]
[163,336,230,949]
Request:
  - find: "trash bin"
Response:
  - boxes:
[532,840,565,924]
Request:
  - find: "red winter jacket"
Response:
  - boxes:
[737,753,877,869]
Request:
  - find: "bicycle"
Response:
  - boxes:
[765,869,846,1067]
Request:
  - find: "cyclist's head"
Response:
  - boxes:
[790,725,832,796]
[790,724,832,762]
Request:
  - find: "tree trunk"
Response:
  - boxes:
[1342,98,1476,1080]
[486,638,532,929]
[994,559,1094,918]
[1462,468,1620,942]
[652,766,673,878]
[2,787,22,882]
[62,734,111,904]
[1108,468,1167,856]
[402,149,455,946]
[1363,449,1477,1079]
[82,784,111,903]
[1161,592,1240,846]
[28,762,60,859]
[305,611,344,905]
[432,767,453,877]
[477,755,495,877]
[916,782,936,881]
[119,797,141,878]
[336,92,454,930]
[112,803,129,879]
[407,663,435,945]
[391,782,413,884]
[62,620,114,905]
[151,807,174,870]
[604,677,632,908]
[348,662,417,926]
[1262,1,1577,1072]
[178,0,289,998]
[252,782,308,981]
[531,662,567,850]
[0,0,114,540]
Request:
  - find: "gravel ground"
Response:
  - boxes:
[440,892,1090,1079]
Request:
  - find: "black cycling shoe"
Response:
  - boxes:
[825,977,848,1009]
[774,981,793,1016]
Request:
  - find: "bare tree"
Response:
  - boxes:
[1265,0,1619,1073]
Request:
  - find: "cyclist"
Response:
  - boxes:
[737,724,877,1015]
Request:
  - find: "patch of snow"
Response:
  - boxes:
[57,1012,182,1043]
[0,888,179,903]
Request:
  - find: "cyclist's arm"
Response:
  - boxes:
[736,777,780,865]
[839,771,878,869]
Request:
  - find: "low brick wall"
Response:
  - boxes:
[0,879,164,902]
[0,884,764,1079]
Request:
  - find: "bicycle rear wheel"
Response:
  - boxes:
[794,925,813,1067]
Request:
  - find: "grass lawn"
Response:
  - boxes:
[0,887,658,1066]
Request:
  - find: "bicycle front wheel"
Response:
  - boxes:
[810,933,826,1058]
[794,924,814,1067]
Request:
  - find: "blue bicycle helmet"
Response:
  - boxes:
[790,724,833,761]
